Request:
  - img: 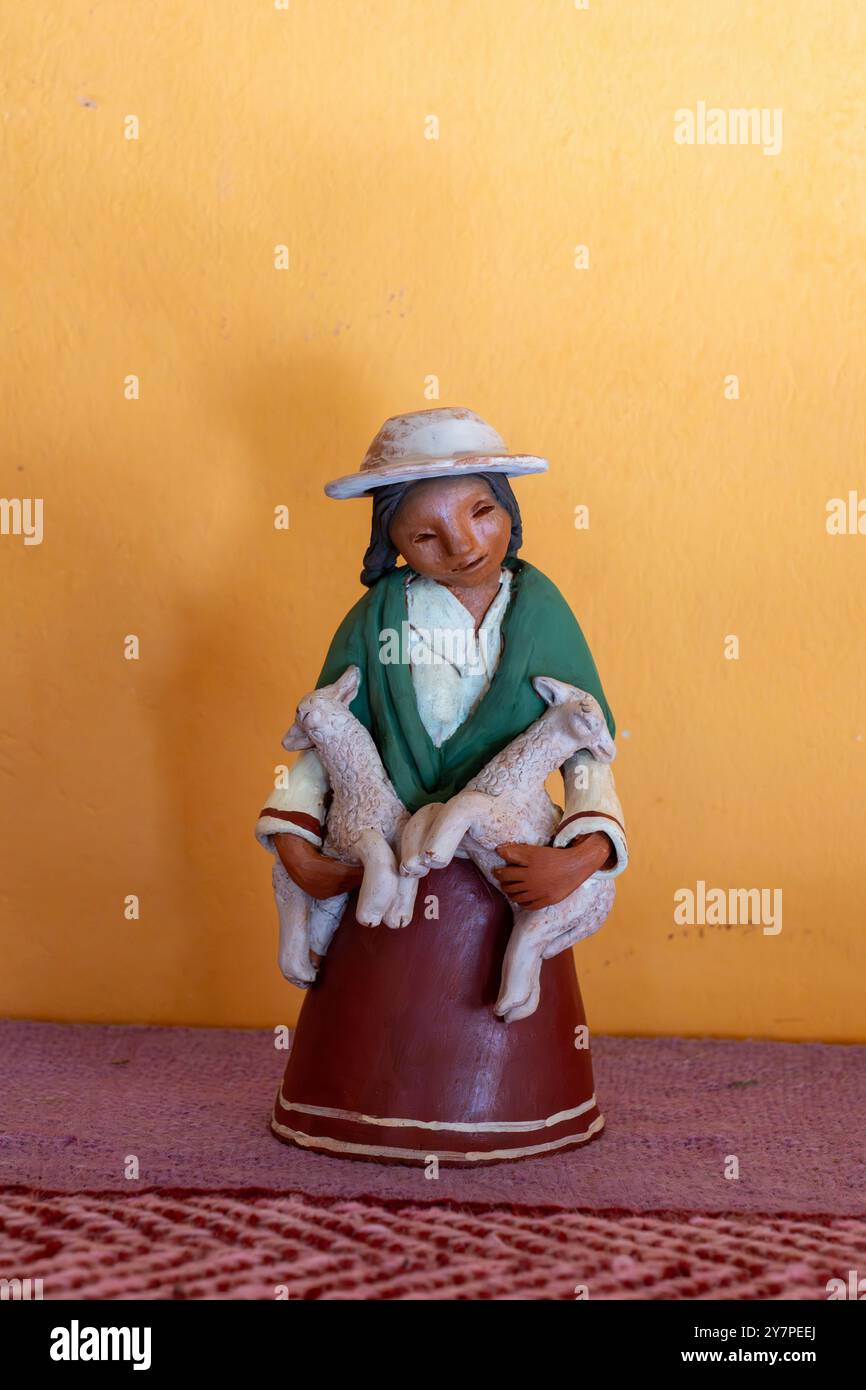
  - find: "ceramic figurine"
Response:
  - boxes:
[256,406,628,1164]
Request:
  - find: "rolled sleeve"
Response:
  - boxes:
[255,749,330,852]
[553,751,628,879]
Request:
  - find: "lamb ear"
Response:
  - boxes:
[531,675,574,707]
[282,720,312,752]
[332,664,361,706]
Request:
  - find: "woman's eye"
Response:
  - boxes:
[413,533,436,543]
[472,505,494,518]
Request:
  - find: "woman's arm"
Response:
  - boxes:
[492,750,627,907]
[493,833,614,910]
[273,833,363,898]
[257,747,363,898]
[554,752,628,873]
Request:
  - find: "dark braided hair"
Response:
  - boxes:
[360,473,524,587]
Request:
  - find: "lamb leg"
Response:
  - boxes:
[308,892,349,956]
[539,879,616,959]
[420,791,488,869]
[382,873,418,929]
[495,912,544,1023]
[354,828,401,926]
[273,858,317,988]
[399,802,444,878]
[496,880,617,1021]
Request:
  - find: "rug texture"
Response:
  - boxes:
[1,1021,864,1214]
[2,1190,863,1300]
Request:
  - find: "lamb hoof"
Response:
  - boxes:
[399,857,428,878]
[384,911,411,929]
[355,900,387,926]
[494,989,538,1023]
[421,848,447,869]
[500,1001,535,1024]
[280,962,316,989]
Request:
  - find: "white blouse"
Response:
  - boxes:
[404,566,513,746]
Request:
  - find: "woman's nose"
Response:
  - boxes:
[440,515,478,561]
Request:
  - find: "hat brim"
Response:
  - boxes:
[324,453,549,499]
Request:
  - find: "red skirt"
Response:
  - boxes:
[271,859,604,1165]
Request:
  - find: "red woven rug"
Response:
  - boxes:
[2,1190,862,1300]
[2,1021,864,1213]
[3,1021,864,1298]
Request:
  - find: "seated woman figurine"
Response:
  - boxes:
[256,406,628,1165]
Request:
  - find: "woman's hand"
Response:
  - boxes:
[493,832,614,910]
[274,833,363,899]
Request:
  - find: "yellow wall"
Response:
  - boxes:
[3,1,864,1039]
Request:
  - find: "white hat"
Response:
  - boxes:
[324,406,549,499]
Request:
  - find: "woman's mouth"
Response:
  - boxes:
[453,553,487,574]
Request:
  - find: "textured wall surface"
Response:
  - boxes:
[2,1,864,1037]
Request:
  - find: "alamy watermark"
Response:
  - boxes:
[674,102,783,157]
[674,880,782,935]
[378,622,493,672]
[49,1321,151,1370]
[1,1276,43,1299]
[0,497,43,545]
[827,1270,866,1299]
[826,491,866,535]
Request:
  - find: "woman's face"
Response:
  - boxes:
[388,476,512,588]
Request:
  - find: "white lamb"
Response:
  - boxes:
[400,677,617,1023]
[272,665,418,989]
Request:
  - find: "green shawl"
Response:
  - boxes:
[315,559,615,813]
